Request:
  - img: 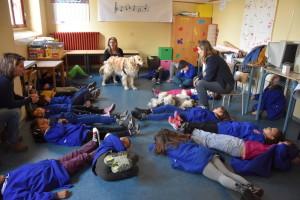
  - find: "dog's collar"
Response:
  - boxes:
[122,62,128,75]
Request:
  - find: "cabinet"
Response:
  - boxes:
[172,16,212,66]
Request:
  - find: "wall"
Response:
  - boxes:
[212,0,300,119]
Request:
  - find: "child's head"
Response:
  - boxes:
[178,60,189,70]
[269,74,285,90]
[30,118,49,143]
[278,140,300,164]
[36,95,51,107]
[120,137,131,149]
[213,106,231,121]
[31,107,46,118]
[263,127,284,144]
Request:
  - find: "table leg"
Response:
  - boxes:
[60,63,65,87]
[52,68,56,91]
[255,71,270,120]
[244,67,254,114]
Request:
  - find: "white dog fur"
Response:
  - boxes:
[147,90,196,109]
[99,55,144,90]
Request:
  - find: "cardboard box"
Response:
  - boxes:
[45,49,63,58]
[197,4,213,18]
[160,60,172,70]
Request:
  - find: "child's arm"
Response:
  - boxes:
[56,190,71,199]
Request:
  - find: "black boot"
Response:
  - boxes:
[131,110,148,121]
[235,183,261,200]
[133,107,152,114]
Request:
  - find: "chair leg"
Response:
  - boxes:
[222,96,226,106]
[227,95,231,107]
[242,93,244,115]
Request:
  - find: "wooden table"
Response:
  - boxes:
[36,61,65,91]
[256,67,300,134]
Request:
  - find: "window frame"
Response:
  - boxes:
[8,0,26,28]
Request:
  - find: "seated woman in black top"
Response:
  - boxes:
[103,37,124,83]
[193,40,234,109]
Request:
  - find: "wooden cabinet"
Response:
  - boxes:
[172,16,212,66]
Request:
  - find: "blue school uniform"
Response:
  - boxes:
[70,87,90,105]
[44,104,72,118]
[2,160,72,200]
[92,134,126,174]
[217,121,265,143]
[49,112,116,126]
[231,144,297,177]
[253,88,286,120]
[49,96,72,105]
[44,122,89,146]
[182,107,218,123]
[149,140,217,174]
[176,63,197,80]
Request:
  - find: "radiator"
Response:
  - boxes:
[52,32,100,50]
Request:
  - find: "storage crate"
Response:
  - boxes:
[45,49,64,58]
[160,60,172,70]
[147,56,160,71]
[158,47,173,60]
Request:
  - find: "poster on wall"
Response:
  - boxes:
[240,0,278,52]
[98,0,172,22]
[51,0,90,24]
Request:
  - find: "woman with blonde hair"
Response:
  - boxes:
[193,40,234,109]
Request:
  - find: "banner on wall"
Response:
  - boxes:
[240,0,278,52]
[98,0,172,22]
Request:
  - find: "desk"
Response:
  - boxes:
[36,61,65,91]
[232,58,267,114]
[256,67,300,134]
[65,50,140,74]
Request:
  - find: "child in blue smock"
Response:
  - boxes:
[131,105,231,124]
[92,133,139,181]
[251,75,286,120]
[150,128,262,200]
[172,60,197,88]
[0,137,99,199]
[179,121,284,145]
[30,118,139,146]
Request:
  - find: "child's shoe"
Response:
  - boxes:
[104,103,115,114]
[104,151,128,166]
[152,78,157,85]
[168,116,181,130]
[174,111,183,122]
[129,125,141,136]
[152,88,160,96]
[92,127,101,145]
[111,158,132,173]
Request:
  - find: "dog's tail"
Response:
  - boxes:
[99,66,105,75]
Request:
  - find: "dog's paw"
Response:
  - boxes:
[102,83,106,86]
[132,87,138,90]
[124,87,129,90]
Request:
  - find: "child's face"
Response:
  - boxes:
[213,107,223,116]
[32,107,46,118]
[120,137,130,149]
[263,127,279,140]
[37,118,50,133]
[183,66,189,72]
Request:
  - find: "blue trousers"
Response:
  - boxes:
[75,114,116,124]
[0,108,21,143]
[147,105,184,120]
[71,86,91,105]
[173,76,193,87]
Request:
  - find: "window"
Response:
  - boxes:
[8,0,26,28]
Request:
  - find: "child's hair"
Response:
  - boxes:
[216,106,231,121]
[30,118,46,143]
[268,75,285,91]
[153,128,189,155]
[178,60,189,70]
[36,95,48,107]
[30,107,40,119]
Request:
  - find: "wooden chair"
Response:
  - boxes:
[221,71,249,115]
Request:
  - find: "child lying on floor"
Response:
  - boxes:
[92,131,139,181]
[0,136,99,199]
[30,118,140,146]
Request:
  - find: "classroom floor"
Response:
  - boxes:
[1,69,300,200]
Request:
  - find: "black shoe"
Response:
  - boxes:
[91,89,101,100]
[115,111,129,125]
[121,116,135,129]
[235,183,261,200]
[129,124,141,136]
[87,81,97,89]
[133,107,152,114]
[246,184,264,197]
[131,110,148,121]
[181,84,188,89]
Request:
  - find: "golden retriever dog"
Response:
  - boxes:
[99,55,143,90]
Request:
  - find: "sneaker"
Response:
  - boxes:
[179,122,190,134]
[131,110,148,121]
[247,184,264,197]
[89,87,96,92]
[104,151,128,166]
[152,78,157,85]
[87,81,97,89]
[111,157,132,173]
[92,127,101,145]
[101,112,110,117]
[122,116,135,129]
[104,103,115,114]
[174,111,183,122]
[129,124,141,136]
[235,183,261,200]
[156,79,162,84]
[115,111,129,125]
[152,88,160,96]
[168,116,180,130]
[91,89,101,100]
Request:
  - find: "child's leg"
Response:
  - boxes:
[182,79,193,87]
[71,87,91,105]
[180,121,219,134]
[94,152,139,181]
[68,65,87,78]
[172,76,184,86]
[76,114,117,124]
[152,104,183,114]
[72,105,104,114]
[147,113,174,121]
[168,62,178,80]
[211,156,250,186]
[58,140,97,163]
[94,126,129,139]
[191,129,244,157]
